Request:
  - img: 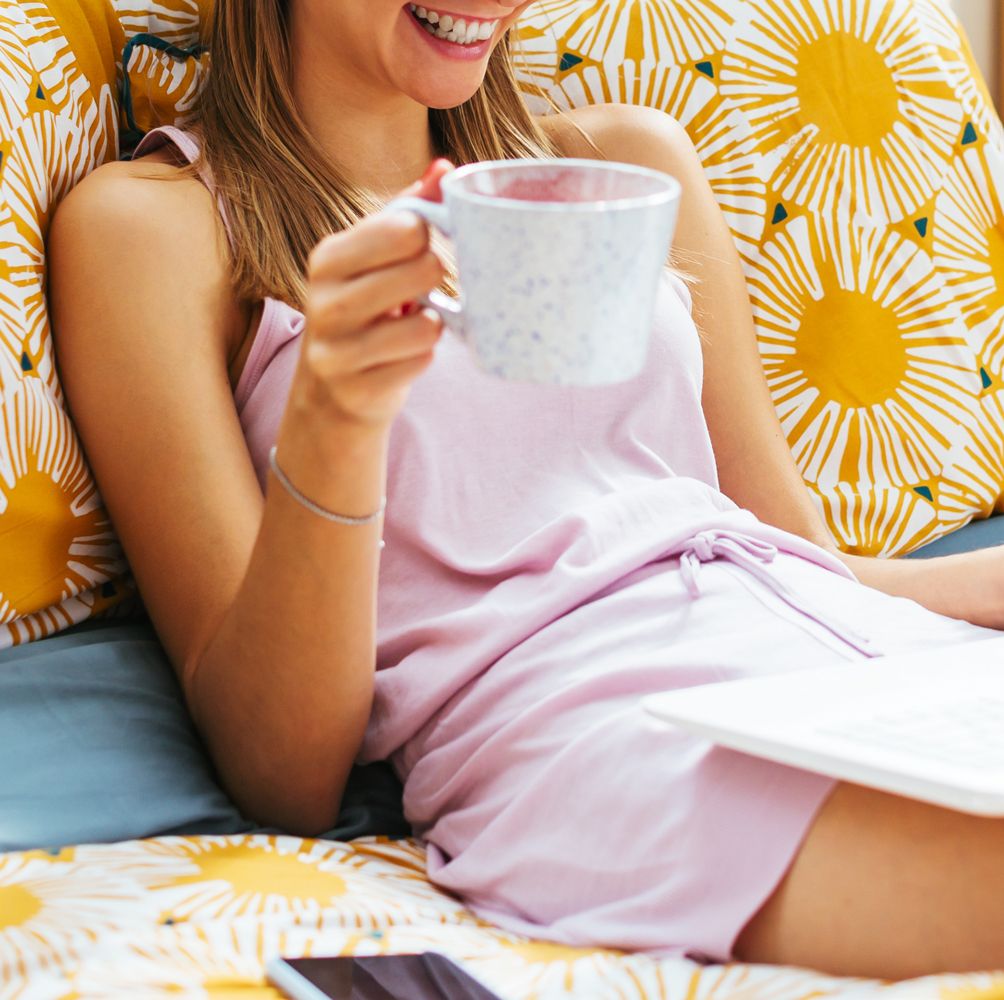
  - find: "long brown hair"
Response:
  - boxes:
[194,1,560,308]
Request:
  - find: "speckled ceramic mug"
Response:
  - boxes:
[386,159,681,386]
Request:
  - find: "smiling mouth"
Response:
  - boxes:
[408,4,500,44]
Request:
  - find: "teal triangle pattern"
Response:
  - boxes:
[980,366,993,390]
[913,485,934,502]
[913,217,928,238]
[695,60,714,78]
[35,85,44,101]
[962,121,978,146]
[771,203,788,225]
[19,351,32,372]
[559,52,583,72]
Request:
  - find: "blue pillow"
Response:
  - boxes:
[0,620,407,852]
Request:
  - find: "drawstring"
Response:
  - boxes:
[679,529,880,658]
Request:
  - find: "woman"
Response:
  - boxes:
[48,0,1004,980]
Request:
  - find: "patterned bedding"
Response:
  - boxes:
[3,834,1002,998]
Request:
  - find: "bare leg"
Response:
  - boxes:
[735,782,1004,978]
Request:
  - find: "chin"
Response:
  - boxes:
[410,78,487,111]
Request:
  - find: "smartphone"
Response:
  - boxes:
[265,953,504,1000]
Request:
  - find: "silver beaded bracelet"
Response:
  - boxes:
[268,446,387,527]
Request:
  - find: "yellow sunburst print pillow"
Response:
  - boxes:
[517,0,1004,555]
[0,0,208,648]
[123,39,209,140]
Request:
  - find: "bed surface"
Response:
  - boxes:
[3,833,1003,999]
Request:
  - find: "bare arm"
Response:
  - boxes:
[49,161,445,833]
[551,105,1004,629]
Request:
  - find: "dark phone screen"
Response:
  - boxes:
[283,954,503,1000]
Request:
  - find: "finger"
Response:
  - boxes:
[316,350,437,426]
[308,211,430,283]
[306,310,442,377]
[356,309,444,370]
[309,251,447,335]
[414,159,454,203]
[386,300,423,320]
[357,350,439,393]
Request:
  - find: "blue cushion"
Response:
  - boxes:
[905,515,1004,559]
[0,620,407,852]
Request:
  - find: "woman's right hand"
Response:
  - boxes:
[295,160,454,431]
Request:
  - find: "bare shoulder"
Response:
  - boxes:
[49,152,239,354]
[539,104,693,170]
[51,153,224,277]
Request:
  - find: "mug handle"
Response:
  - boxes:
[383,196,464,334]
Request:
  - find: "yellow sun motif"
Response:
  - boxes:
[515,0,735,115]
[5,831,1001,1000]
[0,851,157,981]
[0,0,127,648]
[108,0,205,49]
[720,0,963,225]
[59,922,287,1000]
[125,39,209,135]
[938,390,1004,526]
[918,0,1004,155]
[1,975,65,1000]
[682,961,855,998]
[808,481,939,555]
[934,141,1004,386]
[749,212,981,553]
[75,835,474,931]
[518,0,735,83]
[0,381,126,640]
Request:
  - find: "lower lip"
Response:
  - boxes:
[404,8,495,61]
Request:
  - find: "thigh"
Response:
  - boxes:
[735,782,1004,979]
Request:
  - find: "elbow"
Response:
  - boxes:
[228,752,357,837]
[248,786,345,839]
[218,731,366,839]
[181,644,373,838]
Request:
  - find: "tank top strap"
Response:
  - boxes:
[133,126,234,249]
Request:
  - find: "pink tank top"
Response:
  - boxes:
[138,127,839,772]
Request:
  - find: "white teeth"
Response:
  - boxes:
[414,8,497,44]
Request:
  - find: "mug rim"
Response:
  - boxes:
[443,158,682,212]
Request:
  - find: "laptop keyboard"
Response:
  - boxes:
[818,698,1004,770]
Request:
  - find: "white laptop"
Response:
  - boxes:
[642,636,1004,816]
